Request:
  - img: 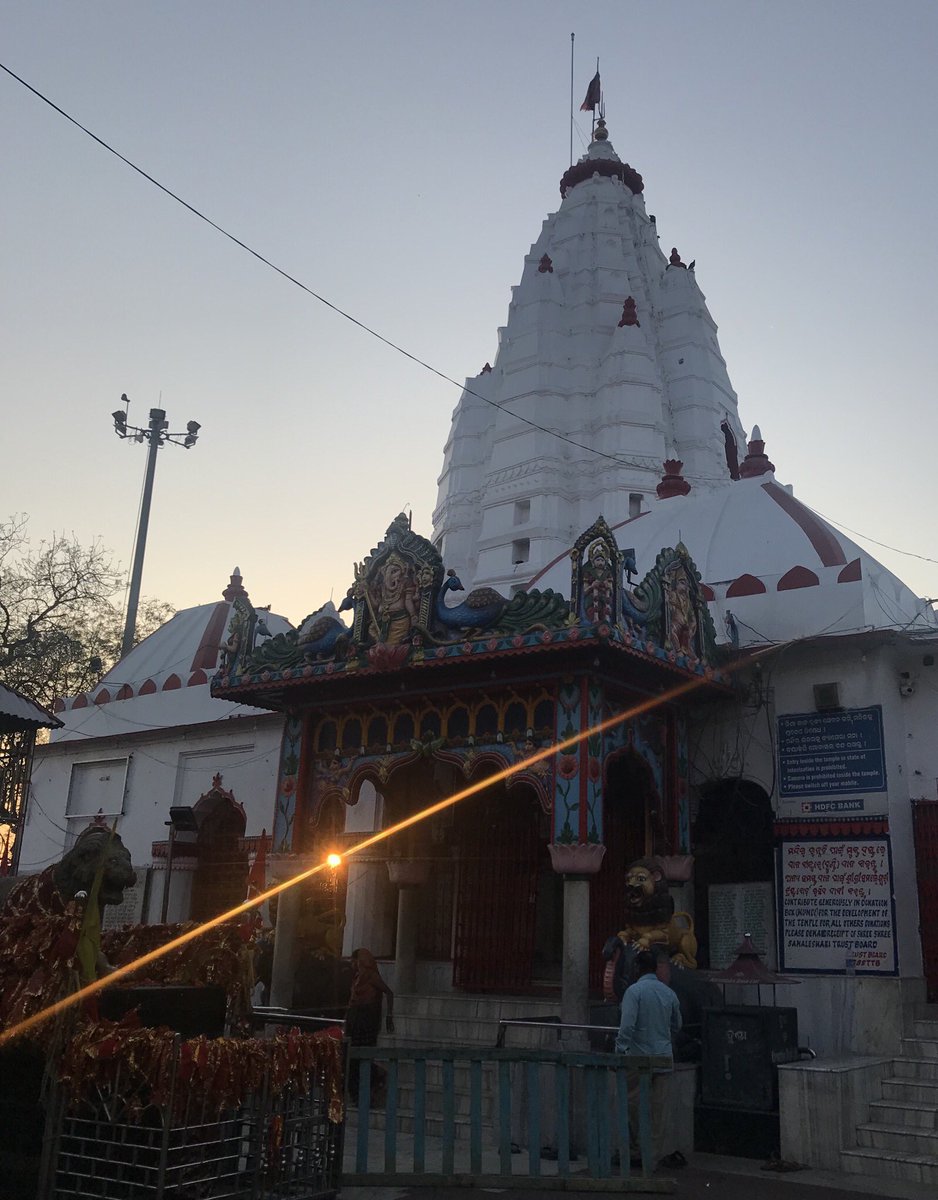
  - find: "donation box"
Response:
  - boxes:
[701,1006,799,1112]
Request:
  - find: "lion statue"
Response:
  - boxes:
[609,856,697,969]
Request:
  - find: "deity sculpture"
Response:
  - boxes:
[365,554,419,645]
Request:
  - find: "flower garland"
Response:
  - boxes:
[101,922,255,1021]
[57,1016,344,1123]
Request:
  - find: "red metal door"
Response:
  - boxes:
[913,801,938,1002]
[452,787,540,992]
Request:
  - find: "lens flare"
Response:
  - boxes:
[0,648,769,1048]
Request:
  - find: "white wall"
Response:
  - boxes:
[21,713,284,882]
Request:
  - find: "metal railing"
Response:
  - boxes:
[346,1043,673,1190]
[38,1035,343,1200]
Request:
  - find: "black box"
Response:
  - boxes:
[99,984,227,1038]
[700,1006,798,1112]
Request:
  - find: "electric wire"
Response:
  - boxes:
[0,60,662,477]
[814,509,938,567]
[3,62,931,565]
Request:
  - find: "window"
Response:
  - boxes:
[629,493,643,519]
[65,757,129,847]
[174,745,255,806]
[514,500,531,525]
[345,780,384,834]
[512,538,530,565]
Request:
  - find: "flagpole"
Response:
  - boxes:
[592,57,599,138]
[569,32,575,167]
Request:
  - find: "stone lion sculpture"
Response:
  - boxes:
[607,856,697,970]
[4,825,136,918]
[2,825,136,979]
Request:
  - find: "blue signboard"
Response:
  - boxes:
[778,706,886,798]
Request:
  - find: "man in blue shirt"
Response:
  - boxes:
[615,950,682,1167]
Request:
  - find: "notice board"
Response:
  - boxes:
[776,837,897,975]
[778,706,886,798]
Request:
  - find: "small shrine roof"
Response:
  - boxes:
[0,681,62,731]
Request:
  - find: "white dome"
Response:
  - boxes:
[523,470,936,647]
[51,570,293,739]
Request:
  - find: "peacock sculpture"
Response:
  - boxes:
[434,571,508,630]
[433,570,571,636]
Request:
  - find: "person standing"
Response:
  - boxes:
[614,949,682,1168]
[345,948,394,1102]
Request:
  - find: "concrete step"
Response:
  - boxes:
[395,993,559,1021]
[900,1038,938,1059]
[391,1081,498,1121]
[842,1146,938,1186]
[393,1058,503,1086]
[347,1106,488,1143]
[389,1015,560,1049]
[893,1057,938,1082]
[883,1077,938,1104]
[857,1122,938,1156]
[912,1019,938,1040]
[869,1099,938,1130]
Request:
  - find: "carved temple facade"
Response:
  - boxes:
[213,512,726,1008]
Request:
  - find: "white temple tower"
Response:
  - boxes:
[433,119,747,593]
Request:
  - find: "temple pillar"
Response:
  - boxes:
[388,860,430,995]
[561,875,591,1029]
[549,844,605,1036]
[268,855,313,1009]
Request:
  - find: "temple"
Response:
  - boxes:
[15,112,938,1181]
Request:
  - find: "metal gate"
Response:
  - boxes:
[345,1045,666,1189]
[913,800,938,1002]
[453,788,541,992]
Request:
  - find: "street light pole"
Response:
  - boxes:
[112,395,201,661]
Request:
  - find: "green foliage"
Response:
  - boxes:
[0,514,174,709]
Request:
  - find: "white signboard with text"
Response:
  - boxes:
[708,882,777,970]
[777,837,897,975]
[101,870,149,930]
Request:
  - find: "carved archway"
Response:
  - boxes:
[190,777,247,923]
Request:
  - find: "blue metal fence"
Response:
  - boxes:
[345,1045,672,1191]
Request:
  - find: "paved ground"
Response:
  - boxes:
[341,1152,938,1200]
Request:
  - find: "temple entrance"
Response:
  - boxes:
[589,751,657,990]
[692,778,773,970]
[452,778,551,992]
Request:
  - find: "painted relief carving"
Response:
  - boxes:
[570,517,620,626]
[219,595,257,675]
[361,552,421,645]
[664,556,699,655]
[622,543,717,662]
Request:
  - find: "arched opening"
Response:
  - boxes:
[692,778,774,969]
[589,750,659,990]
[190,789,247,923]
[381,759,459,964]
[452,768,554,992]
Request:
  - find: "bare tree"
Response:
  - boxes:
[0,515,174,708]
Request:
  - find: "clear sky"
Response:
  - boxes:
[3,1,937,625]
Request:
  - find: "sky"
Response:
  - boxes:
[3,1,937,626]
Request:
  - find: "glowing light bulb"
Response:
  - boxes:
[326,853,342,869]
